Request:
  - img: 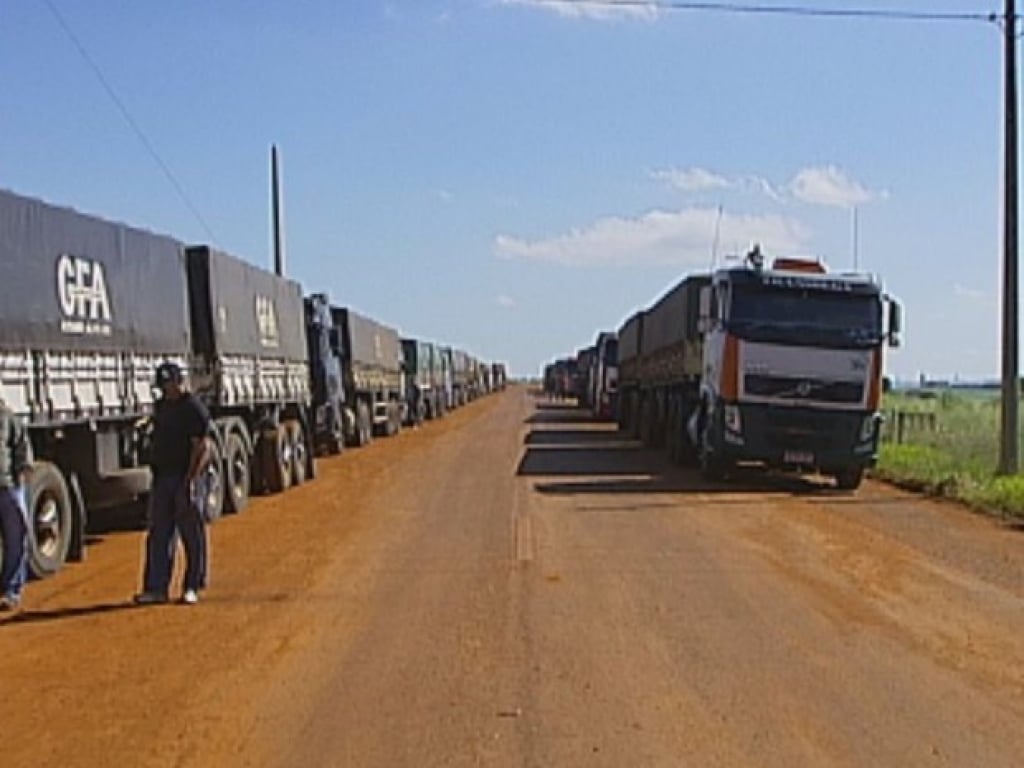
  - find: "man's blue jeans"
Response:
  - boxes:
[143,473,208,595]
[0,487,28,599]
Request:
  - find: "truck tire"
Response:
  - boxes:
[287,420,308,486]
[222,432,250,514]
[25,462,74,578]
[325,431,344,456]
[834,466,864,491]
[261,424,293,493]
[202,440,226,523]
[356,402,372,447]
[698,421,727,482]
[387,403,402,436]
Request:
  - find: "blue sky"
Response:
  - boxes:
[0,1,1010,379]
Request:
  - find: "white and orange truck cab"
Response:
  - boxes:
[691,247,901,489]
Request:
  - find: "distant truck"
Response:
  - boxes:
[618,248,901,490]
[591,331,618,420]
[0,190,320,577]
[575,347,597,410]
[331,307,404,445]
[491,363,507,391]
[451,349,471,406]
[402,338,444,424]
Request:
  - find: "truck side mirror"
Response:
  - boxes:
[887,300,902,348]
[698,286,712,333]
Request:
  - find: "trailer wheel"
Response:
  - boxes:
[25,462,73,578]
[262,425,293,493]
[287,420,308,485]
[222,432,250,514]
[202,440,226,523]
[833,466,864,491]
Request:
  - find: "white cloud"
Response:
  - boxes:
[788,165,876,208]
[649,167,731,193]
[495,206,808,267]
[499,0,660,21]
[652,164,880,209]
[651,166,785,202]
[953,283,987,301]
[434,188,454,203]
[497,295,517,309]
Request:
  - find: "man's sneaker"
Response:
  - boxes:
[0,593,21,612]
[132,591,168,605]
[180,589,199,606]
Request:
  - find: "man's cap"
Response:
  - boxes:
[154,362,184,387]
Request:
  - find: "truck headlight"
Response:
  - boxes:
[724,404,742,434]
[859,414,876,442]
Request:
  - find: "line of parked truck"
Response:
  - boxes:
[544,247,902,491]
[0,189,507,579]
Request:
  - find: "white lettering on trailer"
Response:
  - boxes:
[255,295,280,348]
[56,254,113,336]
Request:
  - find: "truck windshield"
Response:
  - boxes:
[728,286,881,346]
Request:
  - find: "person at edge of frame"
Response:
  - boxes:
[0,396,33,612]
[134,361,214,607]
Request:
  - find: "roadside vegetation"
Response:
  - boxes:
[874,389,1024,520]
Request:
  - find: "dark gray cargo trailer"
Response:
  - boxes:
[185,246,316,513]
[331,307,404,445]
[0,189,191,576]
[616,310,645,437]
[636,276,708,456]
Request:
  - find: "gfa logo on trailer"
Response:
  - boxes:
[56,254,113,336]
[255,295,280,349]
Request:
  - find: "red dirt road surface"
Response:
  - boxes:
[2,387,1023,767]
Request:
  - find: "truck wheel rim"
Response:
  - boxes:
[206,468,222,511]
[232,454,247,500]
[35,496,61,559]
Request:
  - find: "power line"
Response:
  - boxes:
[519,0,1000,23]
[42,0,219,243]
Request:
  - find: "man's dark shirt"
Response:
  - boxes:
[150,393,212,478]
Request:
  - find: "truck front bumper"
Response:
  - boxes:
[708,402,879,472]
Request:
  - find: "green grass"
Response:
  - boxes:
[873,390,1024,520]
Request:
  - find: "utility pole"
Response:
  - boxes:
[271,144,284,277]
[1000,0,1019,475]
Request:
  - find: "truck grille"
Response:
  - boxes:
[744,374,864,405]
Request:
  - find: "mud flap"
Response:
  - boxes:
[66,471,87,563]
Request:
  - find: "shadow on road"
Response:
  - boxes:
[524,429,635,447]
[0,600,141,627]
[524,402,601,426]
[517,406,838,496]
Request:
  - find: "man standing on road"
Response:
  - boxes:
[0,398,32,612]
[134,362,214,606]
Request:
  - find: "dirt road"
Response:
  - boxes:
[2,388,1023,767]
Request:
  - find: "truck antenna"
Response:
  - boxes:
[709,204,724,270]
[852,205,860,271]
